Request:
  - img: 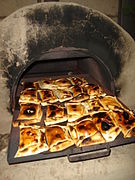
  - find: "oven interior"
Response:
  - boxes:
[12,49,115,112]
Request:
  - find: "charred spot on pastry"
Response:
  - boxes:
[31,132,36,136]
[24,107,36,116]
[71,105,77,109]
[44,90,51,97]
[123,111,129,120]
[99,96,104,99]
[46,93,52,98]
[74,85,81,91]
[93,107,100,111]
[46,128,51,132]
[34,139,38,143]
[101,121,111,131]
[22,148,28,152]
[107,116,111,121]
[40,132,45,142]
[94,112,106,119]
[97,118,101,123]
[115,127,119,132]
[20,143,24,148]
[118,114,122,121]
[64,108,67,115]
[93,86,99,90]
[26,131,31,135]
[61,80,68,83]
[82,137,91,144]
[126,126,130,130]
[114,106,119,110]
[69,126,74,131]
[31,93,36,97]
[50,105,57,110]
[92,102,95,106]
[49,111,56,117]
[39,144,43,148]
[78,125,84,130]
[77,115,91,122]
[55,134,61,138]
[80,136,84,140]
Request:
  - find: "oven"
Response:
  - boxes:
[7,47,135,164]
[0,2,134,165]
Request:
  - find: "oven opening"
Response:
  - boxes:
[11,49,115,112]
[22,56,114,91]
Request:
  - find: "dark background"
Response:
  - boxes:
[119,0,135,39]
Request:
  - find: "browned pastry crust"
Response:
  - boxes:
[21,81,39,90]
[17,103,42,122]
[67,115,92,126]
[19,89,40,104]
[82,98,106,115]
[70,85,84,97]
[54,78,72,89]
[99,95,125,112]
[126,127,135,138]
[13,121,40,127]
[68,119,105,147]
[45,104,67,125]
[38,89,58,106]
[84,84,106,99]
[111,110,135,138]
[66,102,88,122]
[53,89,73,102]
[45,125,74,152]
[15,126,48,157]
[38,79,57,89]
[68,77,88,86]
[92,111,121,142]
[69,93,89,103]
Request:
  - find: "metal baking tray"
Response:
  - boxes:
[7,124,135,164]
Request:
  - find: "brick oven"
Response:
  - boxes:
[0,2,135,164]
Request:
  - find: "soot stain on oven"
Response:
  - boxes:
[2,56,24,88]
[25,5,122,78]
[26,5,90,59]
[26,5,88,26]
[26,8,47,25]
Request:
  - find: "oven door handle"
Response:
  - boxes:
[67,146,111,162]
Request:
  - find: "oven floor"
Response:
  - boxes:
[0,141,135,180]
